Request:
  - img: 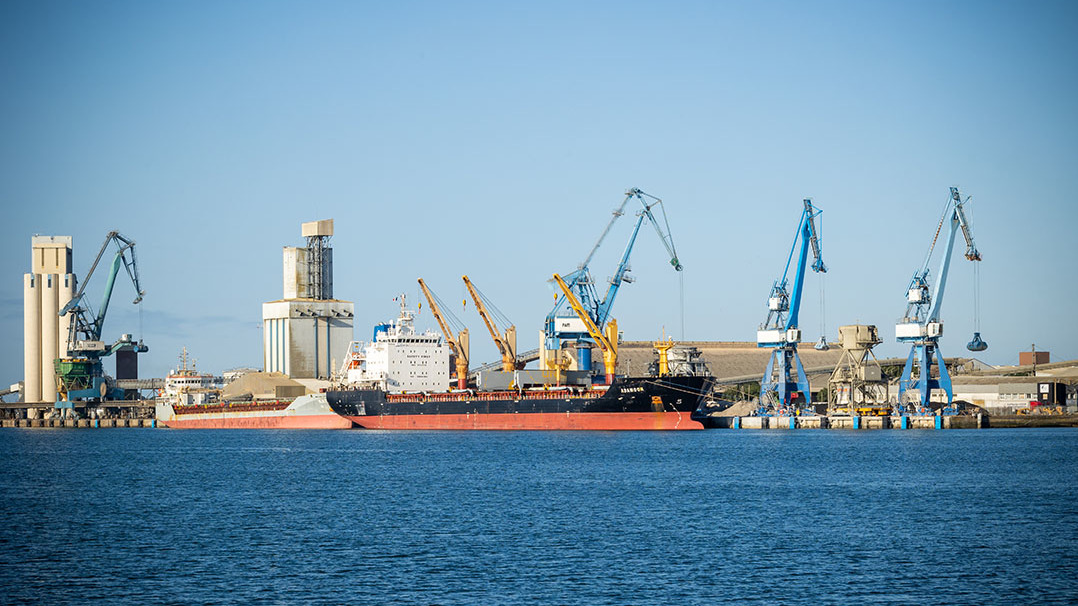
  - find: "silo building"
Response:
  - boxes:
[24,236,75,403]
[262,220,354,379]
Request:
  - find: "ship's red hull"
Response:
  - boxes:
[344,411,703,430]
[163,414,353,429]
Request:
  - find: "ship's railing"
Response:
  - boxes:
[174,400,291,414]
[386,387,607,403]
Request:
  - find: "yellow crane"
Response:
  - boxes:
[417,278,470,389]
[462,275,521,372]
[653,336,675,377]
[552,273,619,384]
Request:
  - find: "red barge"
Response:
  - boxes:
[157,394,353,429]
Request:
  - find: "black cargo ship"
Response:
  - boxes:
[326,375,714,430]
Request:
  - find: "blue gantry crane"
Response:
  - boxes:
[55,231,148,409]
[542,188,681,380]
[756,199,826,414]
[896,187,984,414]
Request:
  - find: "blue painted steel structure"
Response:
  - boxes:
[895,187,982,413]
[55,232,147,407]
[756,199,826,414]
[543,188,681,363]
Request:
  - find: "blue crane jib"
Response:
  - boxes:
[756,199,826,413]
[55,231,147,407]
[896,187,984,412]
[544,188,681,352]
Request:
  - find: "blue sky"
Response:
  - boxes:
[2,0,1076,387]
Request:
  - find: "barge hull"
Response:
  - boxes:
[157,394,353,429]
[162,414,352,429]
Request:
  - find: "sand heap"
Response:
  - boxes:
[709,400,759,417]
[222,372,307,400]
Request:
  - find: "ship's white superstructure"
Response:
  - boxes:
[340,297,450,393]
[165,347,220,405]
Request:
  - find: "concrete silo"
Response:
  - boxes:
[23,236,74,404]
[262,220,354,380]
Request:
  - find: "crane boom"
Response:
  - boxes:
[595,210,646,329]
[418,278,469,389]
[787,199,827,330]
[593,192,683,330]
[553,273,617,384]
[579,191,634,273]
[756,199,826,412]
[896,187,984,411]
[61,231,145,353]
[462,275,519,372]
[543,188,682,371]
[55,230,147,407]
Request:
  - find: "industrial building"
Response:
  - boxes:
[23,236,75,403]
[262,220,354,379]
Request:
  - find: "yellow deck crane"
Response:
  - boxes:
[653,336,675,377]
[552,273,619,385]
[417,278,470,390]
[462,275,522,372]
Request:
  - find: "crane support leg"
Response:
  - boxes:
[760,346,812,414]
[899,348,917,409]
[936,346,954,408]
[899,343,953,412]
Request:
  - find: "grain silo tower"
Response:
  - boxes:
[262,220,354,379]
[23,236,75,403]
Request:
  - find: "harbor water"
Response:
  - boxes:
[1,428,1076,604]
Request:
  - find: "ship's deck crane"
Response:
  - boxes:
[56,231,147,407]
[552,273,618,385]
[418,278,470,389]
[462,275,523,372]
[543,188,681,377]
[756,199,826,414]
[896,187,984,412]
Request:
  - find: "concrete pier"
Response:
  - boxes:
[0,417,157,428]
[711,413,994,430]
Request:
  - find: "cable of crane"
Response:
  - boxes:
[921,194,952,275]
[468,281,514,331]
[965,197,988,352]
[679,271,685,341]
[815,272,829,350]
[424,283,468,335]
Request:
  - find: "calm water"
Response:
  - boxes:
[1,428,1076,605]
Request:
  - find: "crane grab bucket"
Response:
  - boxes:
[967,332,988,352]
